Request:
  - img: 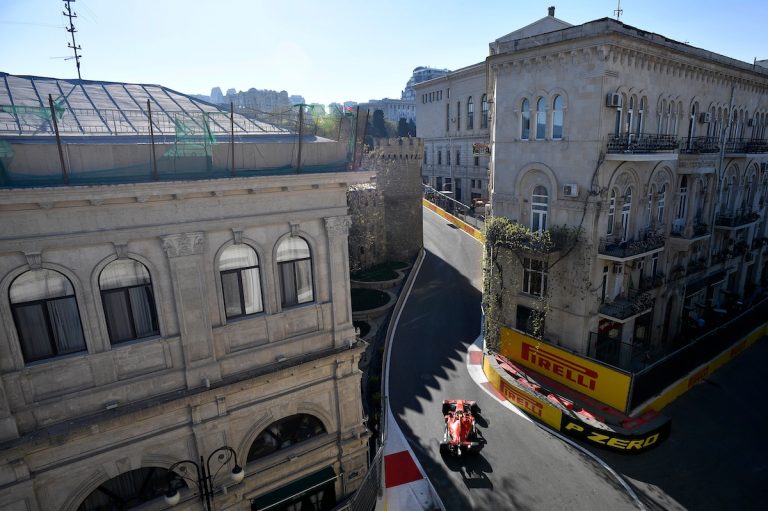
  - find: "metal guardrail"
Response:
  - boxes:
[423,185,486,231]
[333,448,383,511]
[607,132,678,153]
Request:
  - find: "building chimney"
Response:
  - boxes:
[548,6,555,16]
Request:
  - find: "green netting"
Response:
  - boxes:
[0,140,13,158]
[164,113,215,158]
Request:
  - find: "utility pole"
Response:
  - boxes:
[63,0,83,79]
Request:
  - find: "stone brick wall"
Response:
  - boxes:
[349,137,424,270]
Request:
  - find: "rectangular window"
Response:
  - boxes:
[446,104,450,131]
[523,258,548,297]
[457,102,461,131]
[447,150,451,165]
[474,156,479,166]
[456,149,460,165]
[438,151,442,165]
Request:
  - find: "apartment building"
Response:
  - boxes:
[415,63,492,205]
[486,12,768,366]
[0,73,370,511]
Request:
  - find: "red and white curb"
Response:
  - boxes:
[381,408,441,511]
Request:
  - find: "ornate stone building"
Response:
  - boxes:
[486,12,768,367]
[415,63,492,205]
[0,74,371,510]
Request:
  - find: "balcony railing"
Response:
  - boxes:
[607,132,678,153]
[715,210,760,228]
[598,289,655,321]
[724,138,768,154]
[598,228,665,259]
[679,136,720,154]
[670,220,709,238]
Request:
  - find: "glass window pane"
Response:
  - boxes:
[128,286,158,338]
[99,259,150,290]
[13,303,54,361]
[220,245,258,271]
[276,237,310,262]
[103,290,134,342]
[47,297,86,355]
[242,268,263,314]
[295,260,313,304]
[221,271,243,317]
[280,262,298,307]
[10,269,73,303]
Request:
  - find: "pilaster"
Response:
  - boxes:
[324,216,355,347]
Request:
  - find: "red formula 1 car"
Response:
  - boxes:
[440,399,483,456]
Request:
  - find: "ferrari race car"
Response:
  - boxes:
[440,399,483,456]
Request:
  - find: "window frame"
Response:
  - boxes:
[522,257,548,297]
[467,96,474,130]
[99,259,160,345]
[552,95,564,140]
[219,244,264,320]
[521,98,530,140]
[10,270,87,364]
[276,236,315,309]
[481,94,489,129]
[535,97,546,140]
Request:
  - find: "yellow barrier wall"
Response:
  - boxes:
[500,327,632,412]
[422,199,484,242]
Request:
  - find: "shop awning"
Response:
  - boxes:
[252,466,336,511]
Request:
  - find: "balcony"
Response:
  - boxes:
[714,210,760,229]
[598,228,665,261]
[724,138,768,154]
[606,132,678,158]
[679,136,720,154]
[599,290,655,322]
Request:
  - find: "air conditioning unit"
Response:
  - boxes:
[747,118,755,127]
[563,184,579,197]
[699,112,712,123]
[606,93,622,108]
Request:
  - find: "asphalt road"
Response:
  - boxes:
[387,209,637,510]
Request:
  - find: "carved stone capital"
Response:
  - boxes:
[161,232,206,258]
[324,216,352,238]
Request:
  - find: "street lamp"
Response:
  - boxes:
[164,445,245,510]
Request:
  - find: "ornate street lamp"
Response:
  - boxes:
[164,446,245,510]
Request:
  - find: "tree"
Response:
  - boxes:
[397,117,409,137]
[371,109,387,138]
[407,119,417,137]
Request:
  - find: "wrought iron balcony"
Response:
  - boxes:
[599,289,655,321]
[607,132,678,153]
[679,136,720,154]
[598,228,665,259]
[724,138,768,154]
[670,221,709,239]
[715,210,760,228]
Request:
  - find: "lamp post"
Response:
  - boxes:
[164,445,245,511]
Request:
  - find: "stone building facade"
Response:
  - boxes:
[347,138,424,272]
[415,63,492,205]
[486,14,768,364]
[0,76,372,511]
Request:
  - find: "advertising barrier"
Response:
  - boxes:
[500,327,632,412]
[483,352,670,454]
[422,199,484,242]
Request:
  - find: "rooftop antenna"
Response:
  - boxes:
[62,0,83,79]
[614,0,623,20]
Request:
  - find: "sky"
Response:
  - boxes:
[1,0,766,108]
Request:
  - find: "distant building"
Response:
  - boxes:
[401,66,450,102]
[0,72,370,511]
[415,63,491,204]
[290,95,306,106]
[358,98,416,124]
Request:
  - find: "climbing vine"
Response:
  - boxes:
[483,217,587,352]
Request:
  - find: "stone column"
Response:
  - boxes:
[161,232,220,388]
[324,216,355,347]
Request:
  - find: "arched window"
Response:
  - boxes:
[625,96,634,134]
[10,269,86,363]
[535,97,546,140]
[521,99,530,140]
[677,176,688,220]
[531,185,548,233]
[636,97,645,136]
[78,467,181,511]
[99,259,159,344]
[657,184,666,225]
[220,244,264,319]
[723,174,735,214]
[621,187,632,241]
[481,94,489,129]
[466,96,474,129]
[688,103,698,146]
[607,190,616,235]
[456,101,461,131]
[552,95,564,140]
[744,172,756,212]
[247,414,326,462]
[276,237,314,307]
